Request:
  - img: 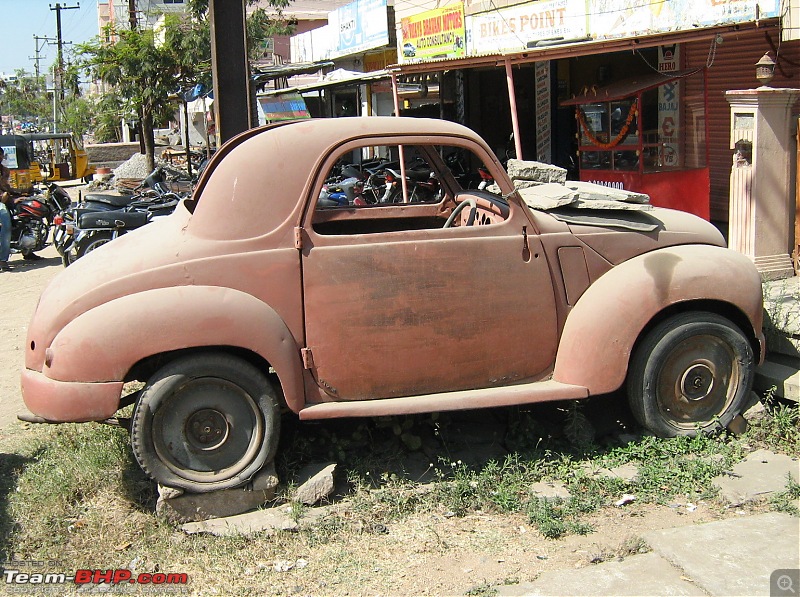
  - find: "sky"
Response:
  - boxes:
[0,0,99,76]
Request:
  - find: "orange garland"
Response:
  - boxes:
[577,102,638,150]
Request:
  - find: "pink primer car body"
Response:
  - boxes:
[21,117,764,492]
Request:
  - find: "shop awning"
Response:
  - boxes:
[258,69,394,97]
[560,68,703,106]
[251,60,335,86]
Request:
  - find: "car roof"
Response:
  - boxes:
[189,117,485,241]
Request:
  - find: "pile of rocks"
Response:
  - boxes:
[489,158,651,211]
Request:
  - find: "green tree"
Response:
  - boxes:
[0,70,51,129]
[80,2,294,170]
[78,27,179,170]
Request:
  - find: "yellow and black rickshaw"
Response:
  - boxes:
[22,132,95,182]
[0,134,42,191]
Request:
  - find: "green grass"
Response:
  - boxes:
[0,392,797,594]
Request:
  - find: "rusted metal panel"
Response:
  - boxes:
[553,244,765,394]
[301,217,559,400]
[299,379,589,420]
[21,369,124,422]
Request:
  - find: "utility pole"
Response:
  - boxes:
[126,0,145,153]
[128,0,138,30]
[30,35,56,79]
[49,2,79,132]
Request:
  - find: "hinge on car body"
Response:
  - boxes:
[294,226,304,250]
[301,347,314,369]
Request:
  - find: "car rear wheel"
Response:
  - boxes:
[131,353,280,493]
[626,311,754,437]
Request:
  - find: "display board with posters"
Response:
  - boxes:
[399,5,466,62]
[258,93,311,124]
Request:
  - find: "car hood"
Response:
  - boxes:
[554,206,726,265]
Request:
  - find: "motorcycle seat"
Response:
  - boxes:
[82,193,135,208]
[79,210,150,229]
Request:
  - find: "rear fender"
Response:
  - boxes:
[43,285,305,411]
[553,245,764,394]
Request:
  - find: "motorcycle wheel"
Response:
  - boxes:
[130,353,281,492]
[75,231,115,260]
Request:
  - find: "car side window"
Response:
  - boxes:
[312,143,505,235]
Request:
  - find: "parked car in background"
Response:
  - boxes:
[20,117,764,494]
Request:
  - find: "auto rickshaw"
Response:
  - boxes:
[22,132,95,182]
[0,134,42,191]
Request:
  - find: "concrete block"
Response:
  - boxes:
[713,449,799,505]
[644,512,800,596]
[181,507,297,537]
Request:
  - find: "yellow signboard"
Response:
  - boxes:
[400,4,466,61]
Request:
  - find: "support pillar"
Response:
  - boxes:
[726,87,799,280]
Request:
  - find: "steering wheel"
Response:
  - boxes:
[443,197,478,228]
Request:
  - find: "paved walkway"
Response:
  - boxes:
[498,512,800,596]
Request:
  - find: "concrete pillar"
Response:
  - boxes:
[726,87,799,280]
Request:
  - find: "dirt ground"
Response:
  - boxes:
[0,184,784,595]
[0,184,82,430]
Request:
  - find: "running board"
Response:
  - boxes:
[299,379,589,420]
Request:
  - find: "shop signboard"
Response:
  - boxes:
[329,0,389,59]
[586,0,780,38]
[399,5,466,62]
[535,61,552,163]
[291,25,336,62]
[467,0,588,54]
[657,45,681,169]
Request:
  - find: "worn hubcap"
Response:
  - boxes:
[680,364,714,401]
[657,334,738,429]
[186,408,229,450]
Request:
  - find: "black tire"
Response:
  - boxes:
[75,231,114,259]
[131,353,281,493]
[626,311,754,437]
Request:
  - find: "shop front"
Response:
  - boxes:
[561,67,710,219]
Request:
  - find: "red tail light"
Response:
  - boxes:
[54,214,64,226]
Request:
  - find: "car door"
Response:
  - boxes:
[300,141,559,402]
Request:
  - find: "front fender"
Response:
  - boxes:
[553,245,764,394]
[43,285,306,412]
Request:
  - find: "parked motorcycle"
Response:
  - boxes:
[57,168,184,266]
[68,192,180,263]
[5,183,71,258]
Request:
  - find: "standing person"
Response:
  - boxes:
[0,147,14,271]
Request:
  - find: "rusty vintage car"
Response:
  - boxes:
[21,117,764,493]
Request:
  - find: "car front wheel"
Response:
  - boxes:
[131,353,280,493]
[626,311,754,437]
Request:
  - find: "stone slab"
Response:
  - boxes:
[643,512,800,596]
[293,462,337,505]
[529,481,570,501]
[496,552,701,596]
[181,507,298,537]
[156,464,279,523]
[754,359,800,402]
[713,449,799,505]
